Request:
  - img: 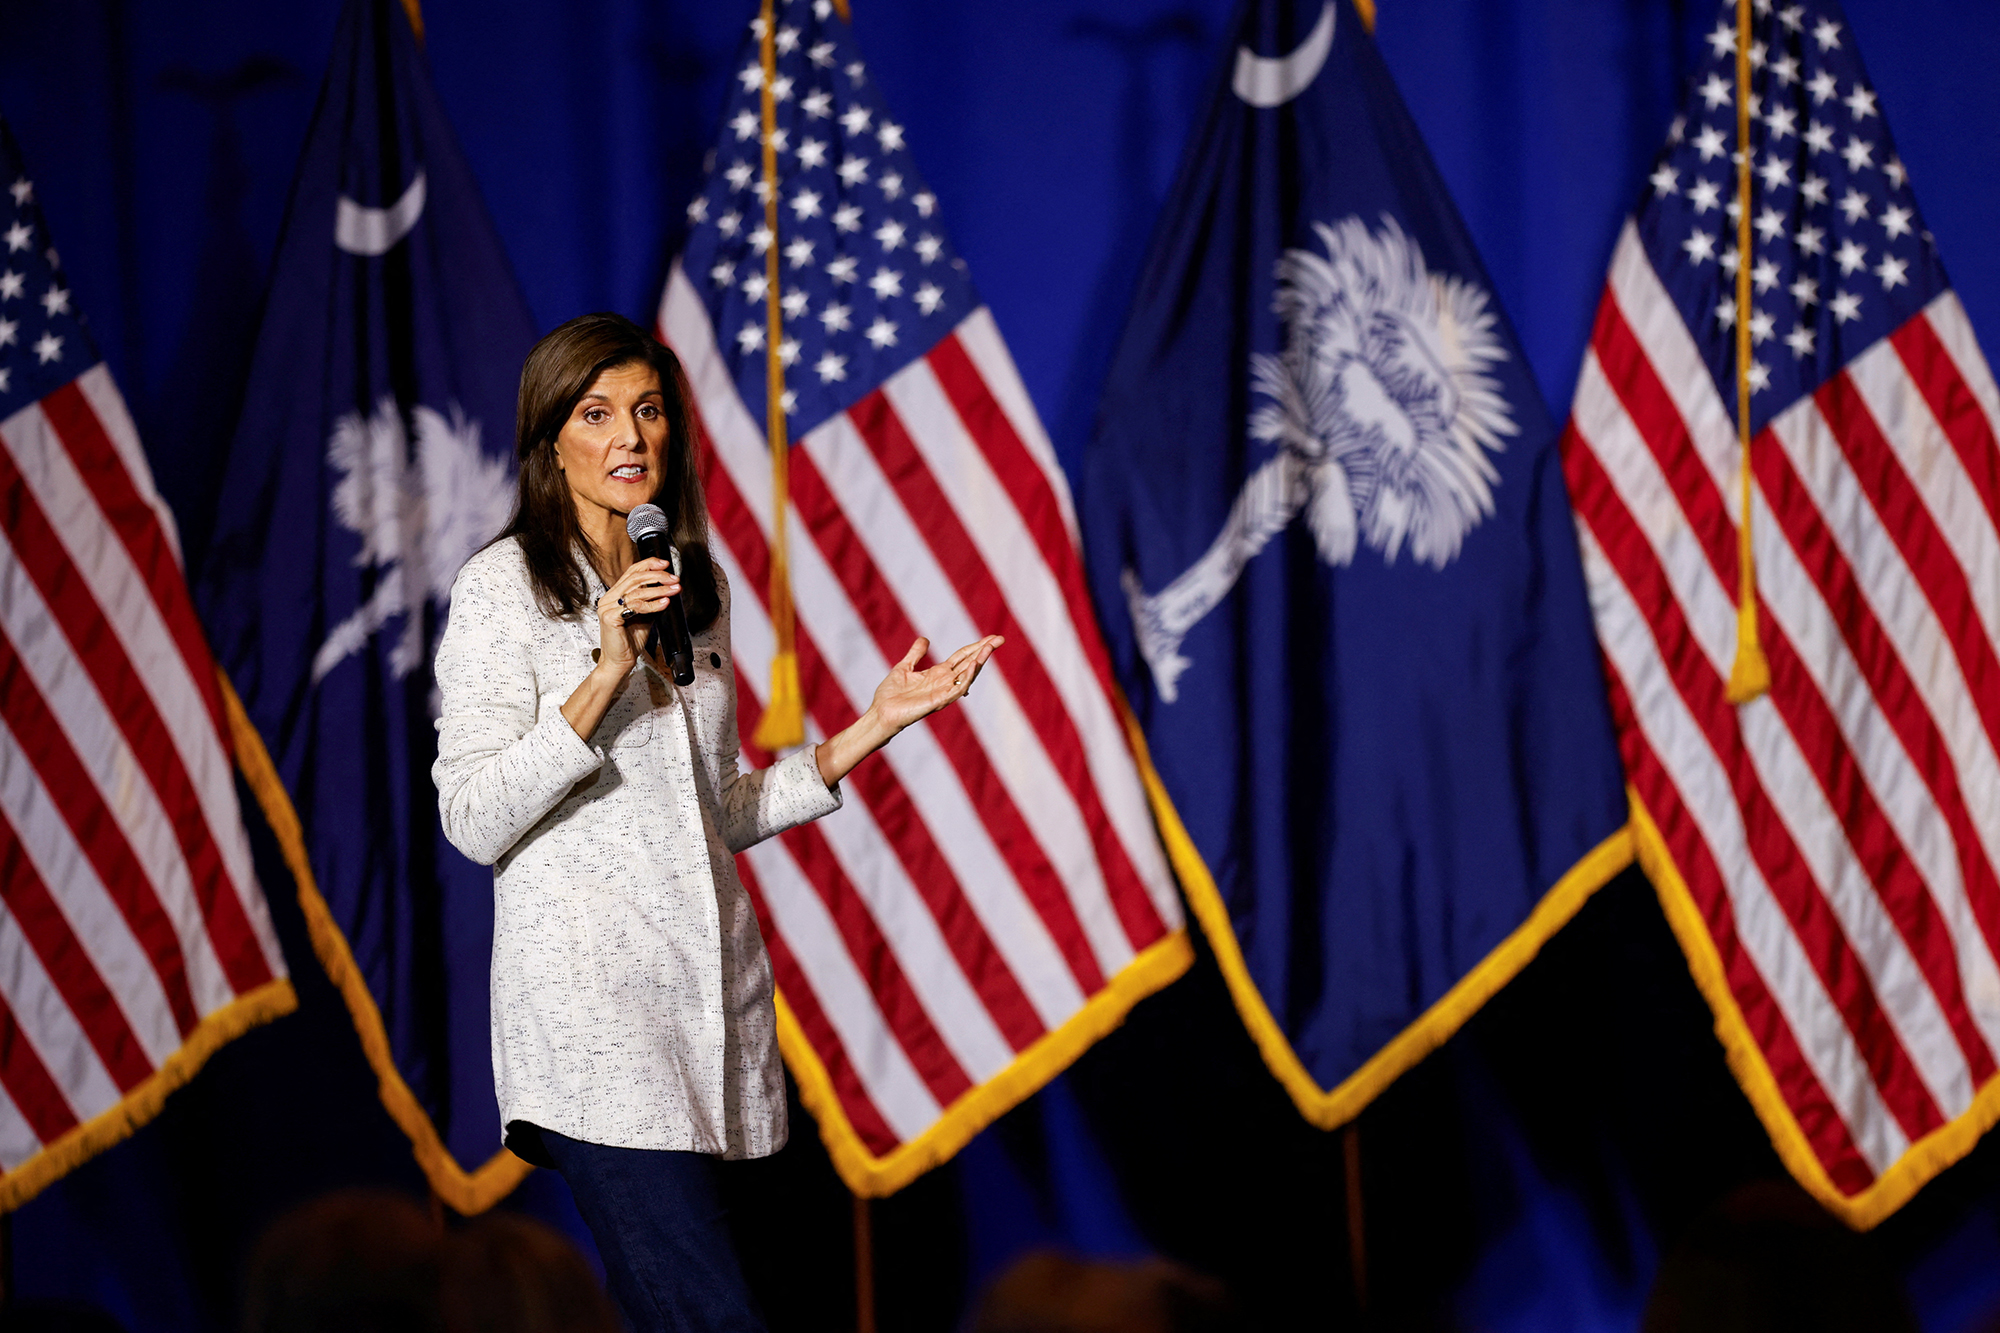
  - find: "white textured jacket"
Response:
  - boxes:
[432,538,840,1160]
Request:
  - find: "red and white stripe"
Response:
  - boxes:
[0,366,286,1175]
[660,266,1181,1158]
[1564,223,2000,1197]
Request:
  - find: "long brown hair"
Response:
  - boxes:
[494,311,719,631]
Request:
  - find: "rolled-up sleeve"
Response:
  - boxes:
[432,556,604,866]
[715,743,843,854]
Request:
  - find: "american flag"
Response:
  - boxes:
[658,0,1188,1193]
[1563,0,2000,1224]
[0,120,290,1209]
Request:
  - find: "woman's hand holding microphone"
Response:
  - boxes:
[561,557,680,741]
[593,558,680,672]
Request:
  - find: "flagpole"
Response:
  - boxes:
[753,0,807,750]
[745,0,877,1305]
[819,10,875,1326]
[853,1192,877,1333]
[371,0,524,1226]
[1725,0,1769,703]
[406,0,443,1223]
[1343,1123,1368,1311]
[1349,7,1374,1313]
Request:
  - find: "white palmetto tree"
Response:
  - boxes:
[1126,215,1515,702]
[313,398,516,692]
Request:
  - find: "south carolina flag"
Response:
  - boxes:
[1082,0,1631,1128]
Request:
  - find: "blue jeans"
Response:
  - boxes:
[537,1127,767,1333]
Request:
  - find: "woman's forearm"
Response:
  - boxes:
[562,660,630,740]
[815,708,898,788]
[812,633,1001,787]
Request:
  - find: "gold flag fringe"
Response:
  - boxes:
[219,671,532,1213]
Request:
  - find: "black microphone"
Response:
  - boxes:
[625,503,695,686]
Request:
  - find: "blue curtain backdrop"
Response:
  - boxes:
[6,1,2000,1329]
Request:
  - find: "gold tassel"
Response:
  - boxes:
[1726,468,1771,703]
[755,650,805,751]
[751,0,807,750]
[1726,0,1769,704]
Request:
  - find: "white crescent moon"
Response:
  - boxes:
[335,169,428,256]
[1232,2,1336,108]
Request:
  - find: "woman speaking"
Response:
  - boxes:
[432,312,999,1331]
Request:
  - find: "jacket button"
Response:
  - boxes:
[709,652,722,668]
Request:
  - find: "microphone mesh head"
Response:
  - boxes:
[625,503,669,541]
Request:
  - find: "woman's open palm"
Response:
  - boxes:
[870,635,1003,735]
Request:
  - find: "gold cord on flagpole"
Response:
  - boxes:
[398,0,424,43]
[752,0,807,750]
[1727,0,1770,704]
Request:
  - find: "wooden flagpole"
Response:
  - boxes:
[392,0,455,1231]
[804,7,868,1320]
[1345,7,1374,1319]
[752,0,806,749]
[1726,0,1770,703]
[1344,1124,1368,1310]
[854,1193,877,1333]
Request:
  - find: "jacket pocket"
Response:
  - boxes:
[592,670,655,750]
